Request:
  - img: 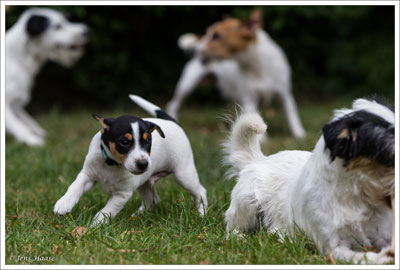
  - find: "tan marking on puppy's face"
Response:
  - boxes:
[201,18,256,60]
[124,133,133,141]
[109,141,128,164]
[143,133,148,140]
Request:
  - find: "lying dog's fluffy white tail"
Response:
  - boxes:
[222,113,267,178]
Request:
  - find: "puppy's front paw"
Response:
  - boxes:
[54,196,76,215]
[90,212,110,227]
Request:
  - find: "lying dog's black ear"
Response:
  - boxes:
[26,15,50,36]
[322,116,361,163]
[145,121,165,138]
[92,113,114,130]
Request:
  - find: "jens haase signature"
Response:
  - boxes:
[15,255,55,263]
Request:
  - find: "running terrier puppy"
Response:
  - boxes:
[54,95,208,226]
[223,97,394,264]
[6,8,88,146]
[167,9,305,138]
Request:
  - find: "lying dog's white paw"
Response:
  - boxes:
[54,196,76,215]
[225,228,245,240]
[374,247,395,264]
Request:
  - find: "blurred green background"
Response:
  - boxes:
[6,5,395,112]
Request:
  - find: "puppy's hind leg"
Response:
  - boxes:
[173,164,208,216]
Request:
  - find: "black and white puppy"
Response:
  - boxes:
[223,98,394,264]
[54,95,208,226]
[6,8,88,146]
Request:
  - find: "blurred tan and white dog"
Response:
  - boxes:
[223,98,395,264]
[6,8,88,146]
[167,10,305,138]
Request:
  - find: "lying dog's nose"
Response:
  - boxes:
[136,159,148,171]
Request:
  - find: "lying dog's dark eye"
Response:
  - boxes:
[54,24,62,30]
[212,32,220,41]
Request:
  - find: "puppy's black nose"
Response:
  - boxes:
[136,159,148,171]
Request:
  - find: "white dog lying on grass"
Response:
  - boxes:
[223,97,395,264]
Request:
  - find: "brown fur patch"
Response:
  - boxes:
[143,133,148,140]
[124,133,133,141]
[347,157,395,181]
[109,142,127,164]
[203,18,256,59]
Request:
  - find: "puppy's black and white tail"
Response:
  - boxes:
[129,94,177,123]
[222,113,267,178]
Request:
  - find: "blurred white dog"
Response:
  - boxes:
[223,98,395,264]
[6,8,88,146]
[167,10,305,138]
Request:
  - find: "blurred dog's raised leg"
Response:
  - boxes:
[166,57,209,119]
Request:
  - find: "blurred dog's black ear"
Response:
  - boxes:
[145,121,165,138]
[26,15,50,36]
[322,116,361,163]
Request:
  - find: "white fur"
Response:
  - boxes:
[167,30,306,138]
[54,109,207,227]
[178,33,199,51]
[129,94,161,116]
[6,8,88,146]
[223,99,394,264]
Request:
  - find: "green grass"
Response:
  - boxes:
[6,97,356,265]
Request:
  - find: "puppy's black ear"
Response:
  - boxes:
[26,15,50,36]
[92,113,114,130]
[145,121,165,138]
[322,116,361,163]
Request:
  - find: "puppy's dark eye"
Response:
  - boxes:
[119,138,130,146]
[212,32,220,41]
[54,24,62,30]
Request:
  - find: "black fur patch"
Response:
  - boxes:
[26,15,50,36]
[94,115,165,166]
[323,110,394,168]
[155,109,177,123]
